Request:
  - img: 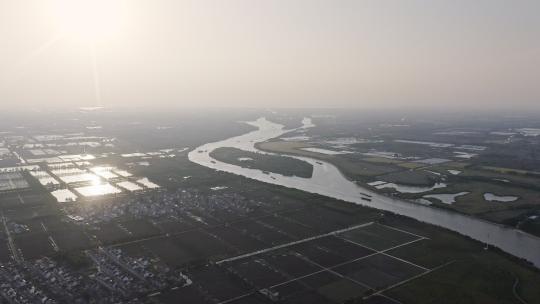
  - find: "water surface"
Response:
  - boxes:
[189,117,540,268]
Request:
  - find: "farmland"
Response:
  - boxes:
[0,109,539,303]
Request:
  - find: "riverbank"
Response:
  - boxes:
[188,117,540,268]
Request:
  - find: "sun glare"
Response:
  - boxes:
[90,175,103,186]
[49,0,127,43]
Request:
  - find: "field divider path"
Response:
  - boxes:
[266,236,427,291]
[216,226,425,304]
[292,248,373,290]
[17,193,25,205]
[216,222,374,264]
[336,235,430,271]
[378,223,430,240]
[1,210,22,262]
[365,260,456,301]
[190,117,540,269]
[108,206,308,249]
[512,275,528,304]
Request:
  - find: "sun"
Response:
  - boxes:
[48,0,127,44]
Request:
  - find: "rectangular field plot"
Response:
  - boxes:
[339,223,421,251]
[155,285,209,304]
[281,208,359,233]
[136,177,160,189]
[173,230,235,261]
[316,278,369,303]
[0,196,25,208]
[75,183,122,197]
[89,166,119,179]
[288,236,373,268]
[231,219,294,245]
[261,250,322,278]
[18,192,55,204]
[208,208,251,222]
[385,238,456,269]
[205,226,268,253]
[14,232,56,259]
[210,222,436,304]
[189,266,252,302]
[132,237,197,267]
[0,172,28,191]
[363,295,402,304]
[118,219,161,239]
[90,222,132,245]
[52,168,99,184]
[332,254,425,289]
[153,219,194,234]
[50,229,93,251]
[227,257,291,289]
[29,171,60,186]
[4,204,61,225]
[228,294,274,304]
[279,291,332,304]
[115,231,238,268]
[257,215,318,239]
[269,271,368,304]
[40,216,78,231]
[116,181,143,192]
[309,236,375,261]
[51,189,77,203]
[184,209,223,227]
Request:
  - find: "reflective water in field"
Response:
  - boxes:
[75,183,122,197]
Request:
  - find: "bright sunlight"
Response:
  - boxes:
[47,0,128,43]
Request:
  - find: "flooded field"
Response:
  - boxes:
[137,177,160,189]
[371,181,447,193]
[51,189,78,203]
[116,181,143,192]
[75,183,122,197]
[424,192,469,205]
[29,171,60,186]
[484,193,519,203]
[301,147,352,155]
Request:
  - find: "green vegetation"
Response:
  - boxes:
[397,161,426,169]
[210,147,313,178]
[520,219,540,237]
[258,137,540,238]
[377,170,439,187]
[396,164,540,237]
[383,216,540,304]
[257,141,400,181]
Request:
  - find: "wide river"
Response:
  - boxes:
[188,117,540,268]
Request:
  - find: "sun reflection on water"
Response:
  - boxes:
[75,183,121,197]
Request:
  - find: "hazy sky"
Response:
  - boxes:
[1,0,539,110]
